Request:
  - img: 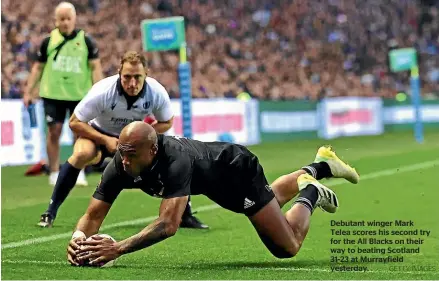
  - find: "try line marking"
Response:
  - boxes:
[0,259,432,275]
[2,159,438,250]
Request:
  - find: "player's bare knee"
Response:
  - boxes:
[70,149,96,167]
[271,248,296,259]
[265,239,299,259]
[276,241,300,258]
[48,124,62,139]
[47,129,61,143]
[287,245,300,257]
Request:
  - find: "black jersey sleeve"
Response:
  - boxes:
[93,157,124,204]
[162,155,193,199]
[84,34,99,59]
[36,36,50,63]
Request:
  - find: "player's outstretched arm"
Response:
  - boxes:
[67,198,112,265]
[75,198,112,237]
[75,196,188,265]
[117,195,189,254]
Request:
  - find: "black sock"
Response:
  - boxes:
[302,162,333,180]
[182,196,193,218]
[293,184,319,213]
[46,162,81,217]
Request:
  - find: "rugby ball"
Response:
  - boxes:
[85,234,118,268]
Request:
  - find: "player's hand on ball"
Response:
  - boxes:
[67,237,86,266]
[105,137,119,154]
[76,235,121,266]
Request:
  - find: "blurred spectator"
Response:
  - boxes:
[2,0,439,100]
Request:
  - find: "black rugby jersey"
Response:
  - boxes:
[93,135,258,204]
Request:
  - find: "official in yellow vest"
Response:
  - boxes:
[23,2,103,186]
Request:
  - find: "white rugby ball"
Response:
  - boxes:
[86,234,118,268]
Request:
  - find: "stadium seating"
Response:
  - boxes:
[2,0,439,100]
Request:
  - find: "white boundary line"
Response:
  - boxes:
[1,259,435,275]
[2,159,439,250]
[326,159,439,185]
[1,204,220,250]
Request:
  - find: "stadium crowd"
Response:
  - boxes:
[2,0,439,100]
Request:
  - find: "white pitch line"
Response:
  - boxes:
[0,260,433,275]
[2,159,438,250]
[325,159,439,187]
[1,204,220,250]
[2,260,65,265]
[236,266,433,275]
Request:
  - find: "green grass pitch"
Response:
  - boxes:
[2,130,439,280]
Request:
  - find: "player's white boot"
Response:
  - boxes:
[49,171,59,186]
[297,174,339,213]
[314,146,359,184]
[76,170,88,186]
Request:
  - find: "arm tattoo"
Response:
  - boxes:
[119,220,169,254]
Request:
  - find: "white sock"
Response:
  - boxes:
[50,171,59,179]
[49,171,59,185]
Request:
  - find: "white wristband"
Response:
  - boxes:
[72,230,86,239]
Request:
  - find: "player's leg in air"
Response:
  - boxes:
[249,146,359,258]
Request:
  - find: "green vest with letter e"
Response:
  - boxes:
[40,29,92,101]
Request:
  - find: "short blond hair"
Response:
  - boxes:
[120,51,148,70]
[55,2,76,17]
